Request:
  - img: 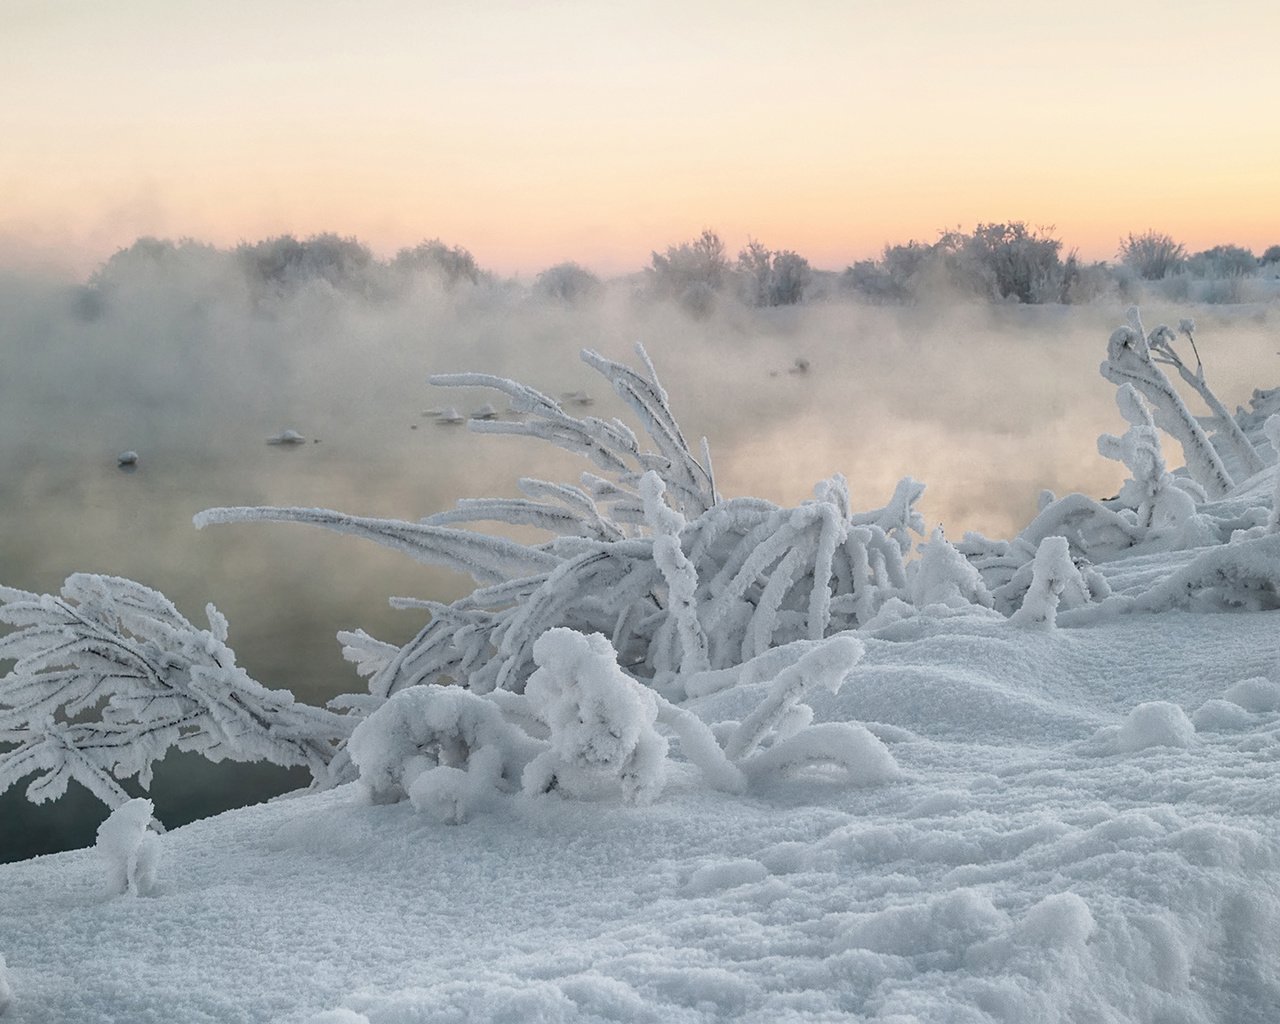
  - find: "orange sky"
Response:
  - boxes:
[3,0,1278,276]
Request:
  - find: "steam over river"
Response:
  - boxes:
[2,266,1276,860]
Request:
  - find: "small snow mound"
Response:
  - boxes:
[1192,699,1256,731]
[1014,892,1095,949]
[840,889,1009,956]
[1115,701,1196,752]
[686,858,769,894]
[266,429,306,445]
[95,797,160,897]
[116,450,138,467]
[307,1011,370,1024]
[1222,676,1280,713]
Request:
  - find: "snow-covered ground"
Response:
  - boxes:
[2,601,1279,1022]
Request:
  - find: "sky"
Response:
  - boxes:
[3,0,1279,277]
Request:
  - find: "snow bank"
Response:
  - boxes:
[2,611,1279,1022]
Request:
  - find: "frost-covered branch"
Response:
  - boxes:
[1099,308,1234,498]
[431,344,718,524]
[195,506,558,586]
[0,575,350,814]
[1097,384,1198,534]
[1147,319,1265,480]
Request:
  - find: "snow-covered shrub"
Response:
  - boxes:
[346,684,541,823]
[719,635,898,784]
[199,350,921,702]
[1100,308,1235,498]
[908,528,995,612]
[1097,384,1197,534]
[1266,416,1280,534]
[1135,534,1280,613]
[95,797,161,897]
[0,575,349,814]
[522,628,668,804]
[1009,537,1096,629]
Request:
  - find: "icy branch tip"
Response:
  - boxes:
[194,506,271,529]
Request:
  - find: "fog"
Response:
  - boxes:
[2,242,1277,858]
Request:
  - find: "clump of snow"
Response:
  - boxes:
[1114,701,1197,753]
[522,628,669,804]
[1013,891,1095,948]
[115,450,138,467]
[346,685,540,823]
[95,797,161,897]
[1010,535,1094,628]
[1221,676,1280,713]
[266,428,306,445]
[1191,699,1255,731]
[909,527,995,612]
[742,721,901,785]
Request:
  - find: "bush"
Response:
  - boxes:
[736,240,812,306]
[839,259,897,303]
[1118,231,1185,280]
[1185,245,1256,279]
[842,224,1074,304]
[391,239,483,289]
[947,222,1063,304]
[534,262,601,303]
[648,230,729,316]
[1262,245,1280,267]
[237,234,381,298]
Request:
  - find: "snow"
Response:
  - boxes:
[2,606,1279,1022]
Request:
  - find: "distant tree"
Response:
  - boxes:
[237,234,379,297]
[736,239,811,306]
[1058,252,1112,304]
[842,225,1074,305]
[1186,245,1256,279]
[392,239,483,289]
[1262,245,1280,266]
[80,237,227,317]
[839,258,898,303]
[954,223,1063,304]
[1118,231,1186,280]
[648,230,729,316]
[534,262,602,303]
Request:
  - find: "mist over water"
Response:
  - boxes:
[2,251,1277,860]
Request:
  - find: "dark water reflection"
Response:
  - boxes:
[2,275,1275,861]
